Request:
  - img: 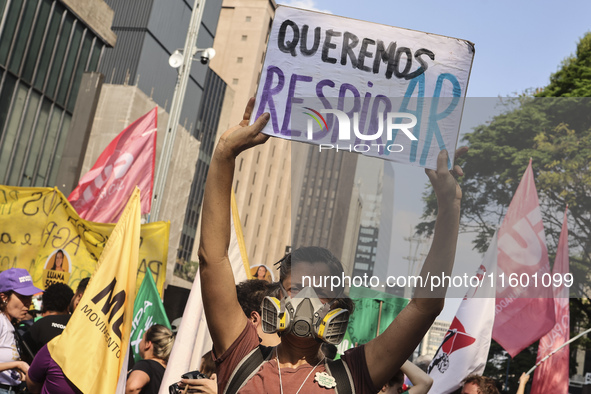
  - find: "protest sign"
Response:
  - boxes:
[0,185,169,294]
[253,6,475,169]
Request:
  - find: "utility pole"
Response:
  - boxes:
[150,0,206,222]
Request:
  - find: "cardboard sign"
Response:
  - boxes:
[253,6,475,169]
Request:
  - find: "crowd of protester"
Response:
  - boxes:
[0,99,524,394]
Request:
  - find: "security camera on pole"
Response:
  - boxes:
[150,0,215,222]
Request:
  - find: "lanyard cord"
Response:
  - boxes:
[276,347,325,394]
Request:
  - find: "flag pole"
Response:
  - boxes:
[525,326,591,375]
[376,301,383,337]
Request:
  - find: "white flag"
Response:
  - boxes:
[159,191,250,393]
[428,232,498,393]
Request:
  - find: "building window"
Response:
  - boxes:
[237,57,243,63]
[241,35,247,41]
[232,78,238,85]
[245,16,251,22]
[234,180,239,193]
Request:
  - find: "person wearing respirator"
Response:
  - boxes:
[198,99,465,394]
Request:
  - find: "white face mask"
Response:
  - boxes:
[260,285,350,345]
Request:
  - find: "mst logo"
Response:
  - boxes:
[90,278,126,340]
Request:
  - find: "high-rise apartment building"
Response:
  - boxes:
[420,319,451,357]
[0,0,115,187]
[204,0,296,268]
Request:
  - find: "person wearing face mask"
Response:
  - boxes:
[0,268,43,394]
[198,99,465,394]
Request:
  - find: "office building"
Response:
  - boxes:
[420,319,451,357]
[0,0,115,187]
[204,0,296,269]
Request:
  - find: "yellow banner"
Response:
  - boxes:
[48,187,141,393]
[0,186,169,295]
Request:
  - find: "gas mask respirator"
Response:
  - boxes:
[260,285,350,345]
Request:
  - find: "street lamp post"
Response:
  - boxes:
[150,0,208,222]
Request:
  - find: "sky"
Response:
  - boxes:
[280,0,591,321]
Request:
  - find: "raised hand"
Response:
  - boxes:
[216,97,270,159]
[425,146,468,207]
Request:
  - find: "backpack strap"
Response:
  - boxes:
[224,345,275,394]
[325,359,355,394]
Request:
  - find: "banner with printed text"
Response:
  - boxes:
[253,6,475,169]
[0,186,169,295]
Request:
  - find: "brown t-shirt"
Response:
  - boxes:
[214,322,377,393]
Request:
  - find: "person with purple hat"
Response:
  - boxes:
[0,268,43,393]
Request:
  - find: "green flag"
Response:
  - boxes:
[130,272,171,362]
[336,287,409,358]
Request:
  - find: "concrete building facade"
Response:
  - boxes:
[420,319,451,357]
[0,0,115,188]
[204,0,295,269]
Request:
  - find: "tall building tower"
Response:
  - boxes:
[0,0,115,187]
[204,0,295,268]
[351,159,384,281]
[420,319,451,357]
[292,147,361,276]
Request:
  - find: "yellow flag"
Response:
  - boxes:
[0,185,169,295]
[47,188,141,393]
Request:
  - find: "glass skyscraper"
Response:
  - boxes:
[0,0,110,186]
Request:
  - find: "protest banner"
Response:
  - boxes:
[68,107,157,223]
[130,271,171,363]
[252,6,475,169]
[531,208,570,394]
[492,160,555,357]
[48,188,141,393]
[336,286,408,357]
[0,185,169,294]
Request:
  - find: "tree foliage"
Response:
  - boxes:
[417,32,591,389]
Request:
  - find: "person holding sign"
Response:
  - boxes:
[198,98,464,393]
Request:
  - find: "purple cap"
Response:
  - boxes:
[0,268,43,296]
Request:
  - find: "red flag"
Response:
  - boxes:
[68,108,157,223]
[492,160,555,357]
[531,208,570,394]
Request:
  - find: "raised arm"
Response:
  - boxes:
[516,372,530,394]
[198,98,270,356]
[402,361,433,394]
[365,148,466,388]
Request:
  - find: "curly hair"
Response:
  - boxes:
[42,283,74,313]
[462,375,500,394]
[236,279,270,317]
[276,246,355,313]
[145,324,174,362]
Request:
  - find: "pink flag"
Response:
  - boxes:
[531,208,570,394]
[68,108,157,223]
[492,160,555,357]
